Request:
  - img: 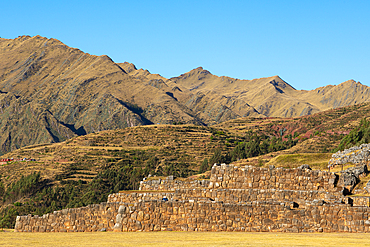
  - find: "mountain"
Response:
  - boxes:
[0,36,203,154]
[168,67,370,118]
[1,35,370,155]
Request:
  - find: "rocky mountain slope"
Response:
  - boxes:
[0,36,202,154]
[1,35,370,155]
[169,67,370,118]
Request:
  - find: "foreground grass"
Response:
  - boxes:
[0,232,369,247]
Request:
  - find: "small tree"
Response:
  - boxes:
[199,158,209,174]
[209,148,223,165]
[0,177,4,201]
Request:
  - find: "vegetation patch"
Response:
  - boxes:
[266,153,332,169]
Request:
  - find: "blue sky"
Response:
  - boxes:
[1,0,369,90]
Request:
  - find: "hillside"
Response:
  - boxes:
[1,35,370,156]
[3,102,370,187]
[2,102,370,228]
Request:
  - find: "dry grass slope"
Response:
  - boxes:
[3,102,370,188]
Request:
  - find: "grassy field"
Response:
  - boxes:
[0,231,370,247]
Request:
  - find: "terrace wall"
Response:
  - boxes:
[108,188,345,206]
[15,203,119,232]
[15,200,370,233]
[139,176,210,191]
[350,196,370,207]
[139,165,340,193]
[209,164,339,192]
[14,165,370,233]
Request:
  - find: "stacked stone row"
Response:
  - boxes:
[14,164,370,233]
[15,203,119,232]
[209,165,338,193]
[101,200,370,233]
[113,200,295,232]
[351,197,370,207]
[175,188,344,205]
[139,177,210,191]
[108,192,174,203]
[17,200,370,233]
[108,188,344,206]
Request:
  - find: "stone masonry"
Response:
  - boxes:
[15,163,370,233]
[329,143,370,168]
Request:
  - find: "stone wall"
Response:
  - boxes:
[139,176,210,191]
[140,165,339,193]
[108,192,175,203]
[16,200,370,233]
[108,188,344,206]
[15,203,119,232]
[114,200,370,233]
[14,164,370,233]
[329,144,370,167]
[208,164,339,192]
[350,196,370,207]
[175,188,345,205]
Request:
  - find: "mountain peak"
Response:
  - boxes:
[271,75,283,81]
[267,75,296,91]
[339,79,361,86]
[190,67,210,73]
[189,67,211,76]
[15,35,32,40]
[118,62,138,73]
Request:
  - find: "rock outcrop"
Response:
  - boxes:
[338,164,368,193]
[328,144,370,193]
[329,144,370,168]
